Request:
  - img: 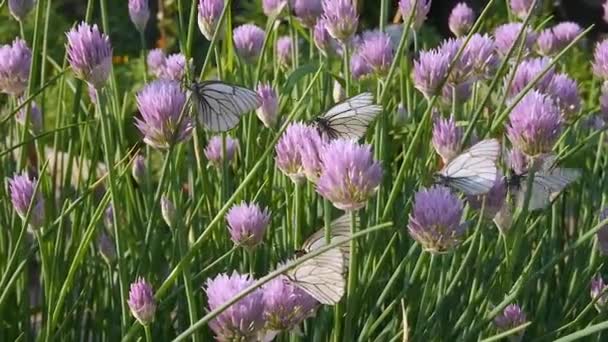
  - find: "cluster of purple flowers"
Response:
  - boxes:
[146,49,191,81]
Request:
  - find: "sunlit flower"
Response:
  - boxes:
[8,0,35,22]
[0,38,31,96]
[198,0,224,41]
[494,304,527,339]
[322,0,358,43]
[494,23,536,57]
[263,275,318,331]
[8,172,45,229]
[127,277,156,325]
[226,202,270,248]
[233,24,265,63]
[432,115,462,163]
[128,0,150,34]
[66,23,112,89]
[399,0,432,30]
[204,135,238,166]
[277,36,293,67]
[291,0,323,28]
[448,2,475,37]
[256,83,279,128]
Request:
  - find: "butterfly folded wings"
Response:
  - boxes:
[313,92,383,140]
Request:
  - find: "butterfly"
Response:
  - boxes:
[434,139,501,196]
[189,80,261,132]
[286,215,354,305]
[313,92,383,140]
[507,155,581,211]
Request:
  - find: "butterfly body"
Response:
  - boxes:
[313,92,382,140]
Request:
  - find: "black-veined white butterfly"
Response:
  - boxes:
[285,215,354,305]
[189,80,261,132]
[508,155,581,211]
[434,139,501,196]
[313,92,383,140]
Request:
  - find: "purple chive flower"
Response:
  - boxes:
[233,24,265,63]
[494,304,527,336]
[162,53,191,81]
[127,277,156,325]
[299,127,326,182]
[448,2,475,37]
[507,57,555,98]
[441,82,472,105]
[509,0,535,20]
[128,0,150,34]
[314,20,335,56]
[506,91,561,157]
[408,186,466,253]
[552,22,582,50]
[256,83,279,128]
[198,0,224,41]
[593,39,608,80]
[358,31,394,77]
[438,37,474,85]
[160,195,176,228]
[9,0,35,22]
[16,100,43,135]
[277,36,293,67]
[263,0,287,17]
[597,208,608,256]
[399,0,432,30]
[494,23,537,57]
[291,0,323,28]
[132,155,146,185]
[8,172,45,228]
[412,47,450,99]
[204,135,238,166]
[97,231,116,263]
[66,23,113,89]
[465,34,498,80]
[0,38,31,96]
[316,139,383,211]
[147,48,166,78]
[506,148,528,175]
[275,122,310,184]
[206,272,265,340]
[350,52,372,80]
[226,202,270,248]
[134,80,192,149]
[467,172,507,219]
[535,29,556,56]
[546,73,580,121]
[592,274,608,312]
[263,275,318,331]
[321,0,358,43]
[432,115,462,163]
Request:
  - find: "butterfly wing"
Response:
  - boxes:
[317,92,382,140]
[438,139,500,195]
[286,248,346,305]
[193,81,261,132]
[517,167,581,211]
[302,214,355,263]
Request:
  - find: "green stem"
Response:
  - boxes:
[343,210,358,340]
[144,325,152,342]
[343,45,351,97]
[140,32,148,83]
[294,182,303,249]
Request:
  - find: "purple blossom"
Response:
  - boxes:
[546,73,580,121]
[506,91,561,156]
[127,277,156,325]
[597,208,608,256]
[205,272,265,340]
[132,155,146,185]
[314,19,336,56]
[256,83,278,128]
[16,100,43,134]
[399,0,432,30]
[535,29,556,56]
[408,185,466,253]
[358,31,394,77]
[128,0,150,34]
[509,0,535,20]
[9,0,35,22]
[277,36,293,67]
[275,122,311,184]
[494,304,527,334]
[162,53,191,81]
[494,23,536,57]
[299,127,326,182]
[263,0,287,17]
[97,231,116,263]
[441,82,472,105]
[66,23,113,89]
[233,24,265,63]
[432,115,462,163]
[506,57,555,98]
[465,34,498,80]
[160,195,176,228]
[350,52,372,80]
[506,148,528,175]
[592,274,608,312]
[448,2,475,37]
[263,275,318,331]
[147,48,166,78]
[204,135,238,166]
[226,202,270,248]
[438,37,474,85]
[467,172,507,219]
[412,47,450,98]
[552,22,582,50]
[0,38,31,96]
[593,39,608,80]
[316,139,382,211]
[291,0,323,28]
[198,0,224,41]
[321,0,359,43]
[8,172,45,228]
[134,80,192,149]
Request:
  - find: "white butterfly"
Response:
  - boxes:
[313,92,383,140]
[510,155,581,211]
[285,215,353,305]
[190,81,261,132]
[435,139,501,196]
